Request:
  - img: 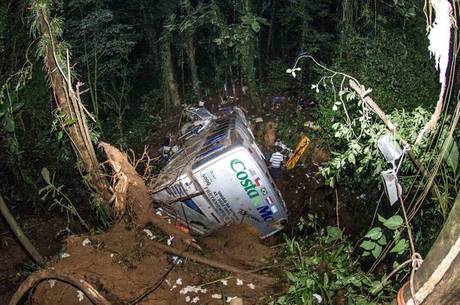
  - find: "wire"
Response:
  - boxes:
[128,260,177,305]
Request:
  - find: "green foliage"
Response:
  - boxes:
[360,215,407,258]
[318,89,431,188]
[277,216,393,305]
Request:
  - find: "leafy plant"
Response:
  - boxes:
[276,216,393,305]
[360,215,407,259]
[39,167,91,232]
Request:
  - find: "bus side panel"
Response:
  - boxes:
[194,148,286,237]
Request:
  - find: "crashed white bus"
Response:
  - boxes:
[151,108,287,238]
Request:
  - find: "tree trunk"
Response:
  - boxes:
[241,0,261,107]
[35,9,111,203]
[396,191,460,305]
[266,0,276,56]
[183,0,201,98]
[161,27,181,108]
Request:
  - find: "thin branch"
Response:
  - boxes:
[0,194,44,266]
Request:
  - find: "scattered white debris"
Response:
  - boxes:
[313,293,323,303]
[220,279,228,286]
[179,285,207,295]
[167,236,174,246]
[76,290,84,302]
[191,296,200,303]
[247,283,255,290]
[226,296,238,303]
[176,278,183,285]
[60,252,70,259]
[172,255,183,265]
[82,238,91,247]
[255,117,263,123]
[48,280,56,288]
[170,285,177,291]
[110,253,114,258]
[167,219,172,224]
[185,296,191,302]
[155,209,163,216]
[165,279,171,287]
[211,294,222,299]
[143,229,155,240]
[236,278,243,286]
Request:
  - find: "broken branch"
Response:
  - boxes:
[0,194,44,266]
[151,241,273,282]
[349,79,397,133]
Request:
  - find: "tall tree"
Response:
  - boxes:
[240,0,261,107]
[30,0,111,203]
[160,16,181,108]
[183,0,201,99]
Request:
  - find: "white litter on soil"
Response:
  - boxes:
[48,280,56,288]
[82,238,91,246]
[179,285,207,295]
[143,229,155,240]
[76,290,84,302]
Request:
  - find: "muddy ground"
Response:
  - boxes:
[28,224,285,305]
[1,98,373,304]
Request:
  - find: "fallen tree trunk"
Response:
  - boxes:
[0,194,44,266]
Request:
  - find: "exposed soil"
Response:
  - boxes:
[27,223,284,305]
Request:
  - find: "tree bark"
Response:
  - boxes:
[183,0,201,98]
[35,9,112,203]
[395,191,460,305]
[161,26,181,108]
[266,0,276,56]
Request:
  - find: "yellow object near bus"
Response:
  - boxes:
[287,135,311,169]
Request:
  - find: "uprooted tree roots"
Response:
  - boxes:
[8,143,278,305]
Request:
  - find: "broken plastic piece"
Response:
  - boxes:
[378,133,402,164]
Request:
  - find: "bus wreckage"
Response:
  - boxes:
[151,107,288,238]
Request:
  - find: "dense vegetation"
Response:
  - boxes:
[1,0,459,304]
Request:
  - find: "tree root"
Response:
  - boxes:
[99,142,199,250]
[8,270,112,305]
